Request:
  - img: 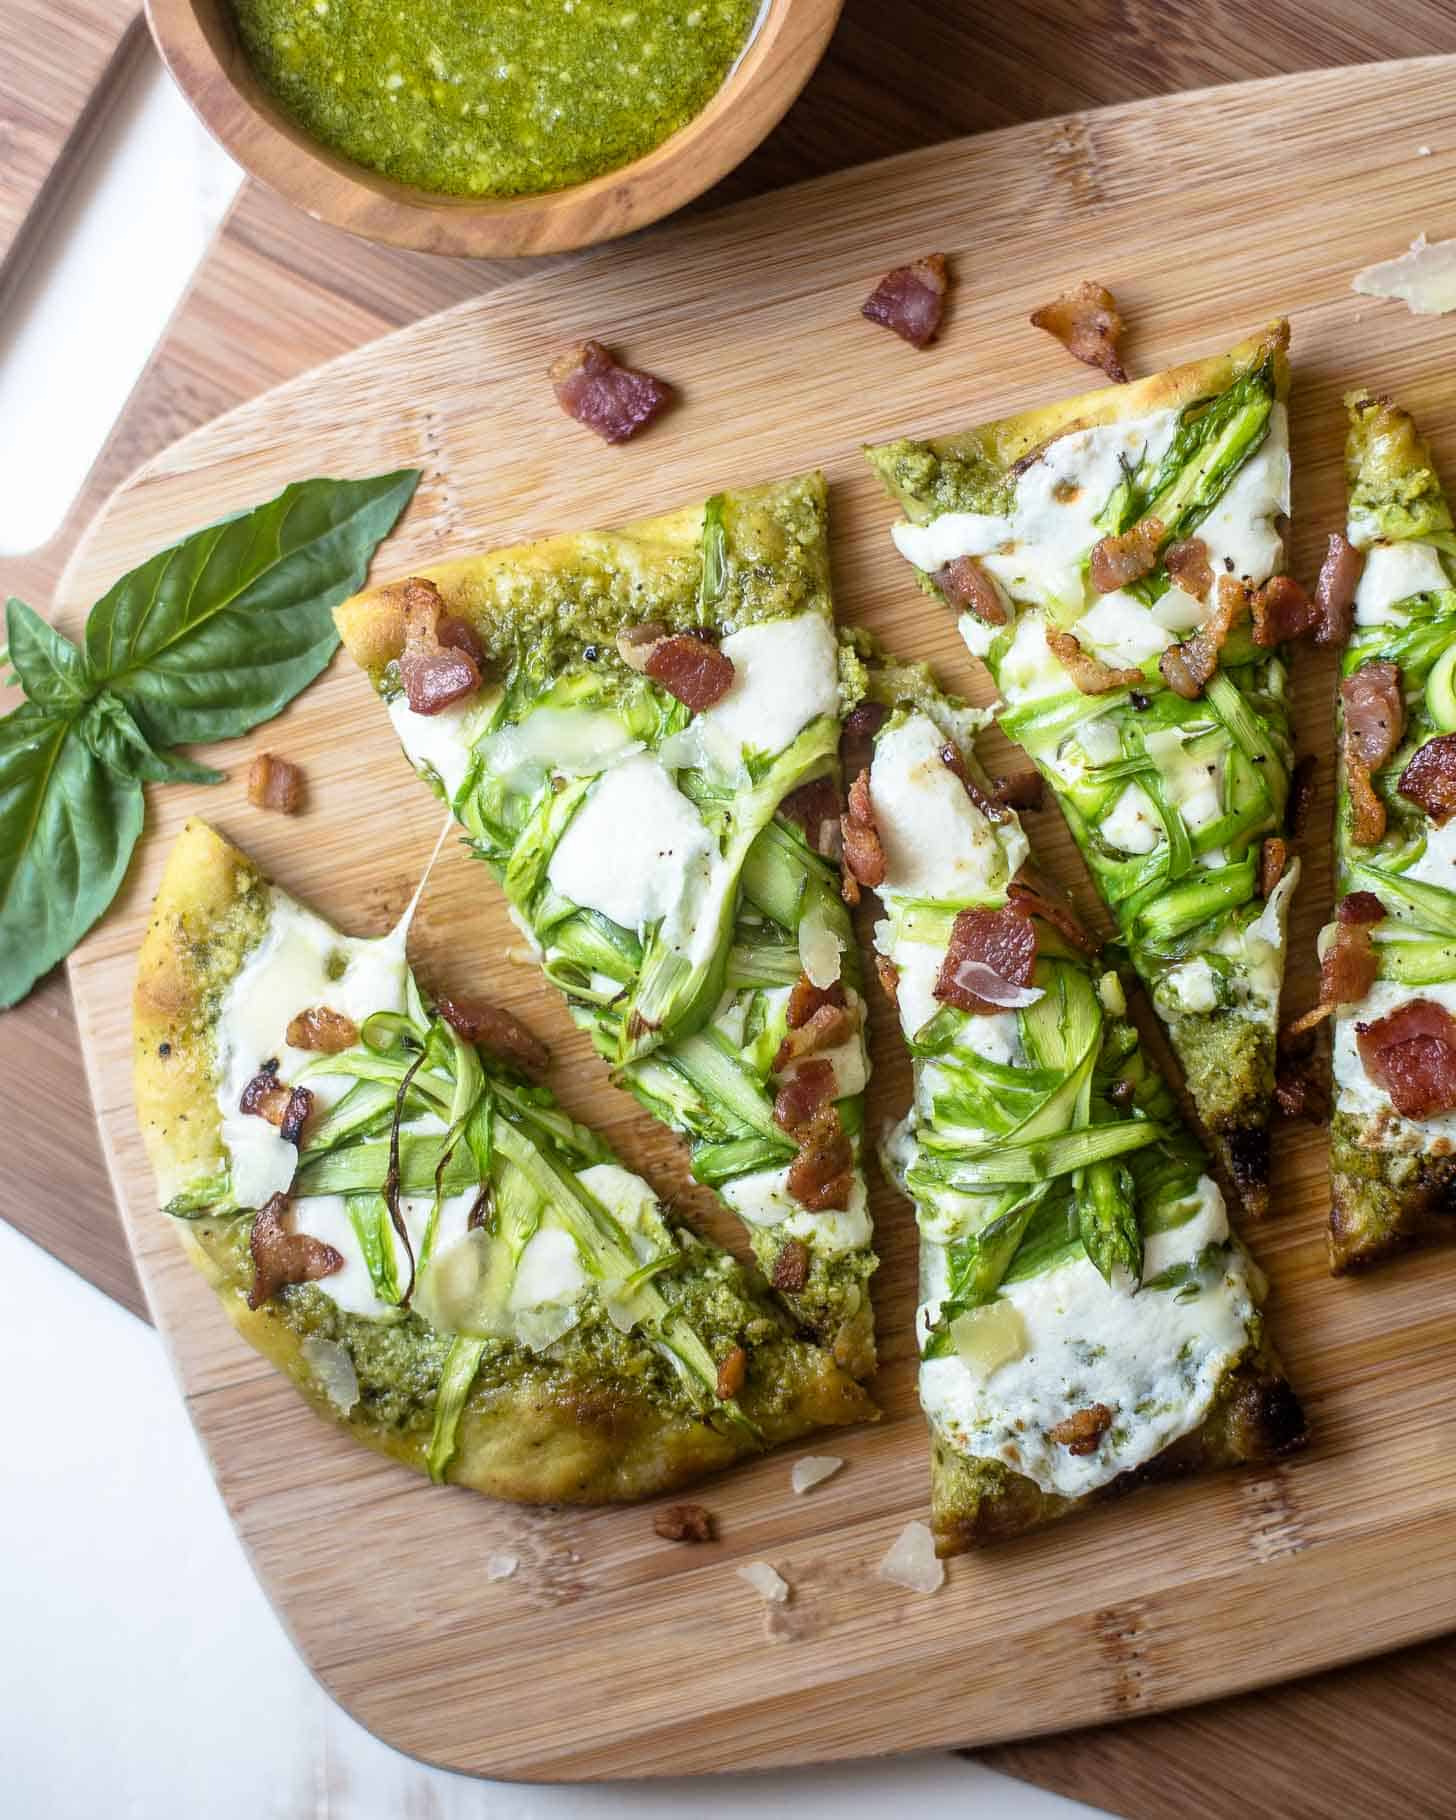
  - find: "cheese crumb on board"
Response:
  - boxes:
[737,1561,790,1603]
[877,1521,944,1594]
[790,1455,845,1494]
[1352,234,1456,316]
[486,1553,520,1582]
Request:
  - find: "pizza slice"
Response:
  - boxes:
[1321,389,1456,1269]
[134,819,874,1503]
[334,473,877,1375]
[867,323,1303,1217]
[851,660,1304,1550]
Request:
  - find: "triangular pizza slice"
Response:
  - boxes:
[850,659,1303,1550]
[868,324,1303,1217]
[1323,389,1456,1270]
[334,474,877,1375]
[134,819,874,1504]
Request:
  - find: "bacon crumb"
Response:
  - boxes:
[875,954,901,1008]
[778,774,843,857]
[993,771,1045,812]
[1284,892,1386,1037]
[549,339,673,443]
[933,554,1007,626]
[787,975,847,1031]
[773,999,857,1073]
[786,1106,854,1211]
[1273,1054,1328,1123]
[1046,628,1144,695]
[773,1058,837,1136]
[285,1007,358,1054]
[939,741,1012,824]
[1259,837,1289,899]
[1047,1403,1114,1455]
[1252,574,1319,647]
[436,995,549,1080]
[240,1066,313,1145]
[247,753,303,814]
[1357,998,1456,1119]
[1287,754,1317,839]
[1313,533,1363,648]
[246,1194,344,1310]
[1159,574,1248,699]
[1164,537,1214,601]
[840,767,886,897]
[934,906,1038,1014]
[715,1346,748,1401]
[861,253,950,348]
[1398,733,1456,827]
[1089,516,1164,594]
[644,633,735,711]
[771,1238,812,1293]
[1342,661,1405,846]
[397,576,484,716]
[1030,281,1128,383]
[839,699,888,781]
[654,1503,714,1543]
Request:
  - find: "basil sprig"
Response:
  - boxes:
[0,469,419,1007]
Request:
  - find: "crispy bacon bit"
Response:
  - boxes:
[1357,998,1456,1119]
[939,741,1011,823]
[993,771,1045,812]
[861,253,950,348]
[1339,890,1388,926]
[1259,837,1289,899]
[934,907,1038,1014]
[1160,574,1249,700]
[1284,893,1386,1037]
[247,752,303,814]
[549,339,673,443]
[774,1057,837,1135]
[1342,660,1405,846]
[398,576,483,716]
[1007,873,1100,955]
[786,1105,854,1211]
[715,1346,748,1401]
[1164,537,1214,601]
[773,1001,857,1073]
[1029,281,1128,383]
[1108,1077,1136,1111]
[840,699,888,780]
[771,1238,812,1293]
[654,1503,714,1543]
[933,555,1007,626]
[1314,533,1364,649]
[1046,628,1144,696]
[778,775,843,859]
[436,995,549,1080]
[285,1006,358,1054]
[1273,1053,1328,1123]
[787,975,846,1031]
[246,1193,343,1310]
[875,954,901,1007]
[644,633,735,711]
[616,621,668,672]
[1047,1403,1114,1455]
[1089,516,1164,594]
[437,615,487,668]
[1288,754,1317,839]
[240,1067,313,1145]
[841,767,886,900]
[1252,574,1319,647]
[1398,734,1456,826]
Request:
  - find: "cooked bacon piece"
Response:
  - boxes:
[933,555,1007,626]
[715,1345,748,1400]
[1164,537,1214,601]
[247,752,303,814]
[1357,998,1456,1119]
[1007,873,1100,955]
[786,1104,854,1211]
[773,1001,857,1073]
[875,954,901,1007]
[778,775,842,858]
[1313,533,1364,648]
[1047,1402,1114,1455]
[654,1503,714,1542]
[1342,660,1405,846]
[397,576,483,716]
[993,770,1045,811]
[436,995,549,1080]
[285,1007,358,1054]
[246,1193,343,1310]
[1288,754,1317,839]
[1259,836,1289,899]
[771,1238,812,1293]
[1398,733,1456,826]
[1160,573,1248,699]
[549,339,673,443]
[1046,628,1144,695]
[839,699,888,779]
[773,1057,838,1135]
[1252,574,1319,647]
[1089,516,1164,594]
[437,615,487,668]
[940,741,1011,823]
[1284,892,1386,1037]
[644,633,735,711]
[615,621,668,671]
[861,253,950,348]
[1273,1052,1328,1123]
[934,907,1038,1014]
[787,975,846,1030]
[840,766,886,901]
[240,1066,313,1145]
[1030,281,1128,383]
[1339,890,1387,926]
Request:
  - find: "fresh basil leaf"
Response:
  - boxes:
[78,690,225,786]
[84,468,419,747]
[0,703,144,1007]
[5,599,92,713]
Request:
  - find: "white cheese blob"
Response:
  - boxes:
[388,688,498,809]
[1352,539,1451,626]
[288,1187,475,1321]
[1197,401,1290,586]
[485,706,641,791]
[1402,814,1456,892]
[1163,955,1219,1014]
[1074,592,1171,668]
[547,752,713,939]
[698,613,840,760]
[721,1166,871,1253]
[869,712,1027,899]
[1101,782,1162,854]
[511,1226,589,1311]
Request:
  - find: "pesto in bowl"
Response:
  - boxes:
[230,0,764,198]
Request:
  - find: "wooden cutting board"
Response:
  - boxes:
[47,53,1456,1783]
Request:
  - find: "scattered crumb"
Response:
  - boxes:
[654,1502,714,1543]
[1352,234,1456,315]
[1417,145,1433,157]
[737,1561,790,1604]
[486,1553,519,1582]
[247,751,304,813]
[878,1521,945,1594]
[790,1455,845,1495]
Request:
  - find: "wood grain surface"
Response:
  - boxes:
[45,57,1456,1782]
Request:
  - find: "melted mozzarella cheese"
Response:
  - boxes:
[1403,814,1456,891]
[869,712,1027,898]
[698,613,840,760]
[1197,401,1290,585]
[290,1188,476,1321]
[1102,782,1162,854]
[511,1226,589,1310]
[1163,956,1219,1014]
[214,893,410,1211]
[388,688,498,808]
[485,707,641,791]
[722,1165,871,1253]
[1074,592,1171,667]
[1352,539,1452,626]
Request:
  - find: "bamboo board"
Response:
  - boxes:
[57,59,1456,1780]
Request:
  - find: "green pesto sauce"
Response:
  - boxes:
[230,0,762,198]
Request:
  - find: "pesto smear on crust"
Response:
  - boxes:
[229,0,762,198]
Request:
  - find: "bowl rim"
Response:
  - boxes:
[144,0,845,257]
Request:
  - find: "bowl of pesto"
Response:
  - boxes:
[146,0,843,255]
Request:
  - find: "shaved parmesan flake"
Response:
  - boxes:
[790,1455,845,1494]
[486,1553,519,1582]
[1353,235,1456,316]
[878,1521,944,1594]
[798,896,845,989]
[951,959,1043,1009]
[737,1561,790,1603]
[300,1336,359,1414]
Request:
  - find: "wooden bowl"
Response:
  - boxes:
[146,0,844,256]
